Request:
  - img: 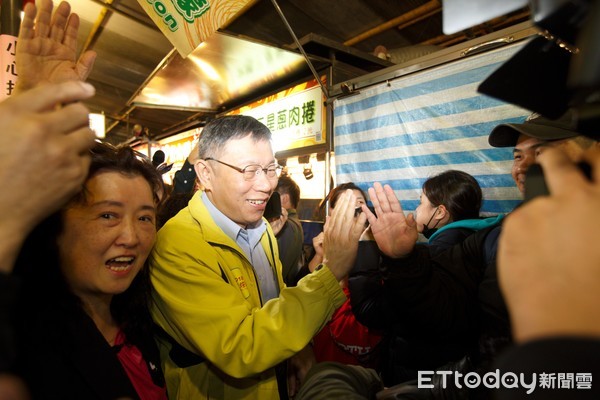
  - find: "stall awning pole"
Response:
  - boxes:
[270,0,329,100]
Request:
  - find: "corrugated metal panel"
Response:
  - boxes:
[44,0,531,145]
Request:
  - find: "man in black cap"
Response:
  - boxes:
[488,110,597,194]
[289,111,599,399]
[340,110,599,398]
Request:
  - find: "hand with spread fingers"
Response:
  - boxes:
[499,147,600,343]
[323,189,368,281]
[15,0,97,93]
[363,182,419,258]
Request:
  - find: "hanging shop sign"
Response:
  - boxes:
[228,78,326,153]
[137,0,256,58]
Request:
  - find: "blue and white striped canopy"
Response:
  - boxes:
[334,42,531,216]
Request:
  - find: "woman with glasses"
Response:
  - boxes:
[12,142,167,399]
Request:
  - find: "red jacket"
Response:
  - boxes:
[313,287,383,369]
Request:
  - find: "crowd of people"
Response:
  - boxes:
[1,1,600,399]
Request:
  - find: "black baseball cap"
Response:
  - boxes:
[488,109,580,148]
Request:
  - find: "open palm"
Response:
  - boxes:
[364,182,418,258]
[16,0,96,92]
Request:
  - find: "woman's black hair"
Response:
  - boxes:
[14,142,164,352]
[74,142,164,206]
[328,182,367,209]
[422,170,482,222]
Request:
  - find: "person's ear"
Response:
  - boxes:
[195,160,213,191]
[436,204,448,221]
[280,193,290,207]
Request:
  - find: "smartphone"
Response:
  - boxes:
[524,162,592,203]
[354,205,375,217]
[264,192,282,220]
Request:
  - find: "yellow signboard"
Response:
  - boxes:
[228,79,327,153]
[138,0,256,58]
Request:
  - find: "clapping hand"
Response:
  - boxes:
[322,190,368,281]
[363,182,418,258]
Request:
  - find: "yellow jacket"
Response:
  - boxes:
[150,192,346,399]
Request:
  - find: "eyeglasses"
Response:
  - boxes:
[205,158,282,181]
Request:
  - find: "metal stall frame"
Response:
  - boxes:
[328,20,543,218]
[329,21,539,101]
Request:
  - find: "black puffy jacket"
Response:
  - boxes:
[349,223,508,389]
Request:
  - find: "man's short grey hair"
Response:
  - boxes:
[197,115,272,159]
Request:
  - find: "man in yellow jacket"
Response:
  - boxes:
[150,115,368,399]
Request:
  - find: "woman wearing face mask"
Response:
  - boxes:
[415,170,503,253]
[348,171,503,386]
[11,143,167,400]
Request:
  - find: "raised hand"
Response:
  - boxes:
[322,190,368,281]
[15,0,97,93]
[364,182,418,258]
[499,147,600,342]
[0,81,96,273]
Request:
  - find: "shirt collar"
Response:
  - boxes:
[201,191,266,243]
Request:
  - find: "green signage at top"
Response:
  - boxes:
[171,0,211,23]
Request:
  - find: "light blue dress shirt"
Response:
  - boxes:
[201,192,279,302]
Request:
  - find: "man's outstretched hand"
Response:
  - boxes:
[364,182,418,258]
